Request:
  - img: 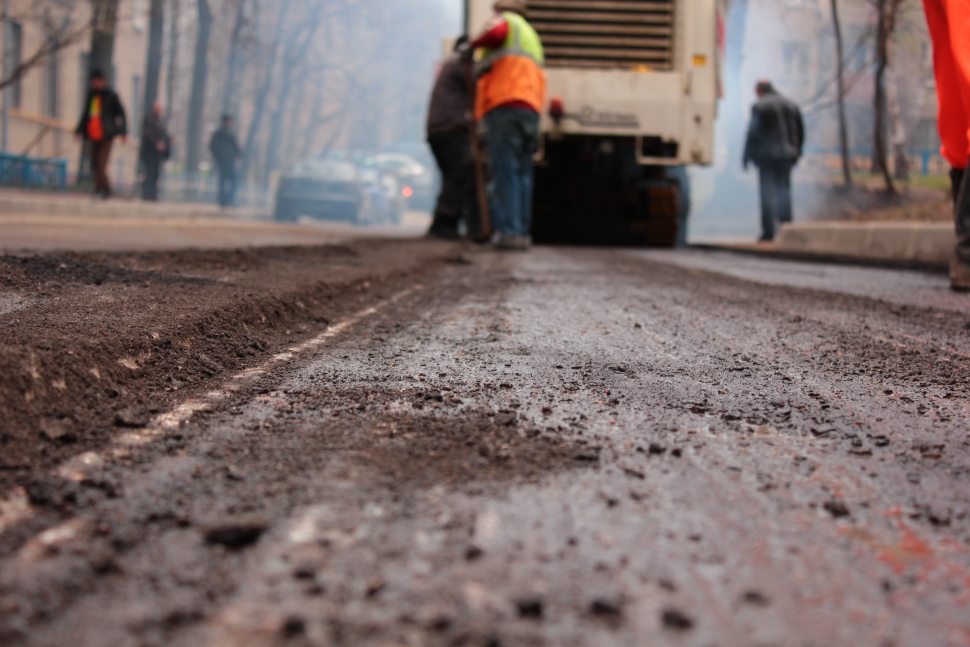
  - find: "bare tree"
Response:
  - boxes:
[143,0,165,118]
[240,0,291,182]
[0,1,91,92]
[261,1,327,184]
[887,67,908,181]
[220,0,247,115]
[88,0,118,82]
[165,0,180,123]
[872,0,901,195]
[831,0,852,186]
[185,0,212,177]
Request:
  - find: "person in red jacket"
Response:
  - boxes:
[923,0,970,290]
[75,70,128,199]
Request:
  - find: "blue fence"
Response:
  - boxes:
[0,153,68,190]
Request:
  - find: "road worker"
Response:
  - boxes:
[922,0,970,291]
[464,0,546,250]
[427,36,479,240]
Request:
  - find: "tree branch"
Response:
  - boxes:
[0,20,90,93]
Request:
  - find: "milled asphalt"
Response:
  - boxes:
[3,246,969,646]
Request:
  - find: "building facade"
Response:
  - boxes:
[1,0,148,190]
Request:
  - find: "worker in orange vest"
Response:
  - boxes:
[464,0,546,250]
[923,0,970,290]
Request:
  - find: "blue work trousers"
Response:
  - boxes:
[758,161,794,240]
[217,165,237,207]
[484,107,540,237]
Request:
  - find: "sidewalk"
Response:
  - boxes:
[0,189,269,221]
[0,189,434,253]
[698,221,955,269]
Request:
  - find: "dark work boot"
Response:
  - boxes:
[951,167,970,292]
[950,168,965,205]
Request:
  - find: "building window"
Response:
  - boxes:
[3,21,23,109]
[46,50,58,118]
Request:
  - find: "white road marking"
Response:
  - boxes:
[0,286,420,533]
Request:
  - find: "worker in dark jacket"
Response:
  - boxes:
[209,115,242,207]
[743,80,804,241]
[75,70,127,199]
[427,36,479,240]
[139,101,171,202]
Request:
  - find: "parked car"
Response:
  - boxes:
[273,159,363,223]
[371,153,436,212]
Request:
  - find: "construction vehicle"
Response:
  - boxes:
[465,0,723,245]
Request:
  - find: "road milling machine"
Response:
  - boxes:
[465,0,723,245]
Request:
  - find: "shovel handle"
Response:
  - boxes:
[463,58,492,241]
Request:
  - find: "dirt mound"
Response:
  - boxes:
[0,240,459,494]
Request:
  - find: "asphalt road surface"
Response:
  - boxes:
[2,244,970,646]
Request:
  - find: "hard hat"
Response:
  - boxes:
[493,0,528,15]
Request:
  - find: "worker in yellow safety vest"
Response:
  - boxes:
[464,0,546,250]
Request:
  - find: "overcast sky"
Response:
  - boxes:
[436,0,463,36]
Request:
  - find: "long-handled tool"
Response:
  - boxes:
[463,57,492,242]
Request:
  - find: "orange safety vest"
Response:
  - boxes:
[474,12,546,121]
[87,96,105,142]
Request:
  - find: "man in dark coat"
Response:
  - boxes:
[209,115,242,207]
[743,80,805,241]
[139,101,171,202]
[75,70,128,199]
[426,36,479,239]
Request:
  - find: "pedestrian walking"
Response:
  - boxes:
[743,80,804,242]
[922,0,970,291]
[209,115,242,208]
[139,101,171,202]
[75,70,128,200]
[466,0,546,250]
[427,36,480,240]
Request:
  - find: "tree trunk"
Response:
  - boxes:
[143,0,164,118]
[221,0,247,116]
[185,0,212,178]
[165,0,180,123]
[872,0,898,195]
[887,64,909,181]
[89,0,119,82]
[831,0,851,186]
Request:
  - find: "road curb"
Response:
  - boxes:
[777,222,954,265]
